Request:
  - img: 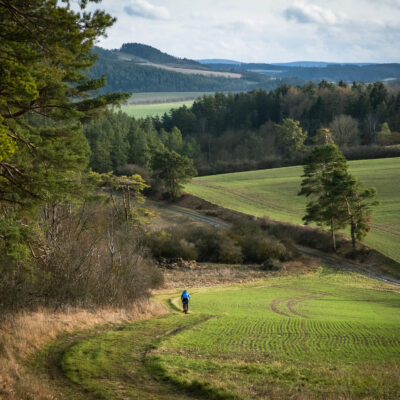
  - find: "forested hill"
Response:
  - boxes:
[206,61,400,84]
[119,43,204,68]
[90,46,301,93]
[90,43,400,93]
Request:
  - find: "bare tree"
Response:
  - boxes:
[329,115,359,148]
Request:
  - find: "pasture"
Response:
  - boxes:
[185,157,400,263]
[60,270,400,399]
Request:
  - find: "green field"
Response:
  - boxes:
[185,157,400,263]
[60,270,400,399]
[126,92,214,104]
[121,100,195,119]
[121,91,214,118]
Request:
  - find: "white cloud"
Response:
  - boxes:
[284,2,338,25]
[124,0,170,20]
[90,0,400,63]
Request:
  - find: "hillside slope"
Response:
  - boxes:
[90,45,297,93]
[185,157,400,264]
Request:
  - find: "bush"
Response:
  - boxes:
[261,258,282,271]
[218,236,243,264]
[147,220,289,266]
[0,201,164,314]
[146,230,199,261]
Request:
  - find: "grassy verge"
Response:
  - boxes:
[185,157,400,263]
[0,302,164,400]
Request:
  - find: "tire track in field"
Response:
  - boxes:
[270,292,332,319]
[269,298,293,318]
[287,297,310,318]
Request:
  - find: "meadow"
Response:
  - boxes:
[185,157,400,263]
[120,91,213,118]
[121,100,195,119]
[126,92,214,104]
[60,269,400,399]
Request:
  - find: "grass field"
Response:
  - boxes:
[121,91,214,119]
[121,100,195,119]
[185,157,400,263]
[126,92,214,104]
[60,269,400,399]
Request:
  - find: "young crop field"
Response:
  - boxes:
[59,270,400,399]
[185,157,400,263]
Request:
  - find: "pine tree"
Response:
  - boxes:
[151,151,197,199]
[298,145,377,251]
[0,0,129,210]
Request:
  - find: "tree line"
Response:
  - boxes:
[155,82,400,173]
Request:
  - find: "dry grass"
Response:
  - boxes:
[161,259,316,289]
[0,301,166,400]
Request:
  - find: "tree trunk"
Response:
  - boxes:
[344,197,356,249]
[330,217,337,252]
[350,219,356,249]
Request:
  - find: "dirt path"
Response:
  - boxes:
[146,200,230,228]
[297,245,400,287]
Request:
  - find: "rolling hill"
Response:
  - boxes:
[90,45,274,93]
[90,42,400,94]
[185,157,400,264]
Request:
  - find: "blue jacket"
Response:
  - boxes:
[181,290,190,301]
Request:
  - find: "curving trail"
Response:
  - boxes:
[36,312,213,400]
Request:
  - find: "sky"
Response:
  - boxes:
[84,0,400,63]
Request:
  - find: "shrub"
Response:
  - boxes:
[0,201,164,314]
[187,227,222,262]
[147,220,289,266]
[147,230,198,261]
[218,236,243,264]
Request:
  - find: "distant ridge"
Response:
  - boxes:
[199,60,374,68]
[90,42,400,93]
[198,59,242,65]
[272,61,373,68]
